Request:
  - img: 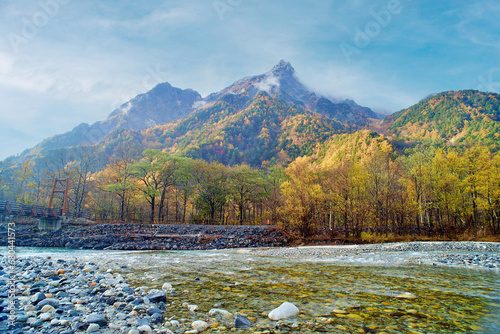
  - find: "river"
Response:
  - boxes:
[7,246,500,333]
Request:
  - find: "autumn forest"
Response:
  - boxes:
[1,131,499,242]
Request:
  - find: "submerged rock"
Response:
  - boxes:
[209,308,232,317]
[235,314,252,328]
[396,292,418,300]
[192,320,209,332]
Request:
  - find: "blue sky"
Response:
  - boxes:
[1,0,499,160]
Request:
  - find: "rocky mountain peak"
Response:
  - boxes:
[270,60,295,77]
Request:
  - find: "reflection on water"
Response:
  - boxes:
[7,247,500,333]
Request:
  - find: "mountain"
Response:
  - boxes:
[385,90,500,149]
[205,60,379,125]
[106,82,202,131]
[16,60,376,163]
[20,82,202,158]
[151,91,345,167]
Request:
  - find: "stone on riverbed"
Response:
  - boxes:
[268,302,300,320]
[31,292,46,304]
[87,323,100,332]
[146,291,167,303]
[39,312,53,321]
[137,324,153,334]
[40,304,55,313]
[235,314,252,328]
[209,308,232,317]
[150,312,163,324]
[86,313,109,327]
[396,292,418,300]
[192,320,209,332]
[37,298,59,308]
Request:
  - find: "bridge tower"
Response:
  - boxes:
[48,178,69,217]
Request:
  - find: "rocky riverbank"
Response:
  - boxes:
[1,255,294,333]
[0,222,287,250]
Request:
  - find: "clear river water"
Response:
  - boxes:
[8,247,500,333]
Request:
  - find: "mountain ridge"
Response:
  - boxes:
[384,89,500,150]
[14,60,377,162]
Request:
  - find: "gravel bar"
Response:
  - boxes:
[243,241,500,271]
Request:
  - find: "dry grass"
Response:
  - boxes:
[293,229,500,246]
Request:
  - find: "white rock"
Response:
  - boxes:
[41,305,55,313]
[24,305,36,312]
[162,283,173,291]
[39,312,52,321]
[170,320,180,327]
[137,325,153,334]
[87,323,100,332]
[60,319,70,326]
[68,288,85,296]
[188,304,199,312]
[396,292,417,299]
[128,330,140,334]
[208,308,232,317]
[268,302,300,320]
[103,289,115,297]
[106,278,120,286]
[192,320,209,332]
[50,319,60,326]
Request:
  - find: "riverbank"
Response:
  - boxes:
[0,221,287,250]
[1,255,227,333]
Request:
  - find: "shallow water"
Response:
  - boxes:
[6,247,500,333]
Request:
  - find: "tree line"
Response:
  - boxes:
[1,141,499,239]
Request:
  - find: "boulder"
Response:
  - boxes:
[268,302,300,320]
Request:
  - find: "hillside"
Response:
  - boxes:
[385,90,500,150]
[99,92,345,168]
[315,130,392,167]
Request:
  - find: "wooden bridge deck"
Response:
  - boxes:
[0,199,91,220]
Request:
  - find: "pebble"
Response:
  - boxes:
[87,323,100,332]
[137,324,153,334]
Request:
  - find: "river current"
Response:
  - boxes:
[7,247,500,333]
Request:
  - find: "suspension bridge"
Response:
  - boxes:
[0,178,92,222]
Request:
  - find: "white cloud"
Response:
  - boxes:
[254,74,280,94]
[192,100,207,109]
